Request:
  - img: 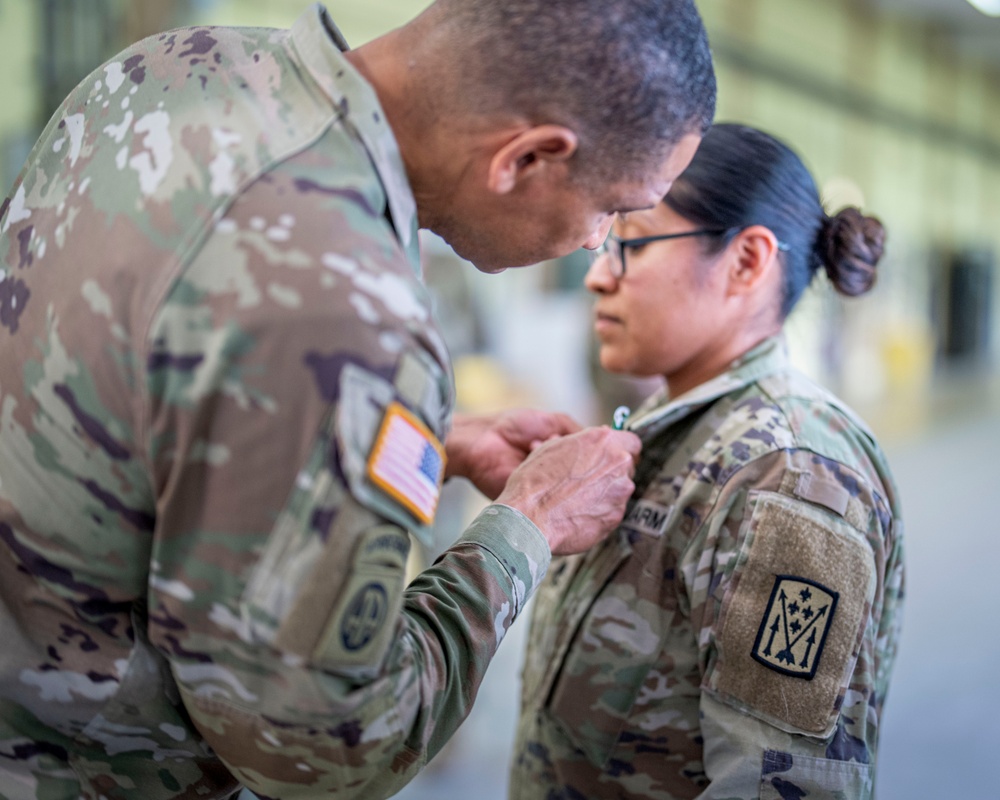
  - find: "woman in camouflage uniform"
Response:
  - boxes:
[510,124,904,800]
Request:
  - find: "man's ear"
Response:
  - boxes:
[487,125,579,195]
[727,225,781,296]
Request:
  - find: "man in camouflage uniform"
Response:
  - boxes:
[0,1,716,797]
[511,337,904,799]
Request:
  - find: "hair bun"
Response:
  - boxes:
[819,207,885,297]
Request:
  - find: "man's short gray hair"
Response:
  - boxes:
[435,0,716,181]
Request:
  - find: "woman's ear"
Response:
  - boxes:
[486,125,579,194]
[726,224,781,297]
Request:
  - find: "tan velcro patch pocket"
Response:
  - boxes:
[710,491,875,737]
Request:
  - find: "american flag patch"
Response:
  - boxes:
[367,402,446,525]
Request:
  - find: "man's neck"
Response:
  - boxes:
[345,32,458,231]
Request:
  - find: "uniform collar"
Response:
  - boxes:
[627,336,789,440]
[290,4,420,269]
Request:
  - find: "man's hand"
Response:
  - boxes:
[495,427,641,555]
[445,409,581,500]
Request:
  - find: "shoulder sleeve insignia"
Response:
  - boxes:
[366,401,445,525]
[339,580,390,652]
[709,491,876,736]
[752,576,838,679]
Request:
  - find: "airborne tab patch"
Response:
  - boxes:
[367,401,445,525]
[752,575,838,680]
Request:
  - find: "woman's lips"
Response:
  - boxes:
[594,311,622,334]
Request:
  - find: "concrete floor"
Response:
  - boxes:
[874,408,1000,799]
[391,387,1000,800]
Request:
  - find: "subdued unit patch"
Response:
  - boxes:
[339,581,389,652]
[751,575,838,679]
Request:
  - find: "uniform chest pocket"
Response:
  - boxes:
[542,534,674,768]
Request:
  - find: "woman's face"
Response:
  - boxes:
[584,203,743,396]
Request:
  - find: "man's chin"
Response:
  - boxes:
[471,261,510,275]
[447,242,513,274]
[440,235,546,273]
[469,251,548,273]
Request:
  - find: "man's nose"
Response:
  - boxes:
[581,217,615,251]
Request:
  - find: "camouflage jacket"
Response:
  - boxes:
[511,337,905,800]
[0,5,550,799]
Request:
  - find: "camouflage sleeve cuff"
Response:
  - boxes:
[454,504,551,617]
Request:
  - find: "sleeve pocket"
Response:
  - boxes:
[239,450,411,679]
[759,749,873,799]
[237,364,431,679]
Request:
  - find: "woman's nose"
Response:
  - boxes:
[584,249,617,294]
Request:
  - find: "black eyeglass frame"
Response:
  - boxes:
[596,228,731,278]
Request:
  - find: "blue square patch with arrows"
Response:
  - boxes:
[752,575,839,680]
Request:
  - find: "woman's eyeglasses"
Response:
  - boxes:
[591,229,729,279]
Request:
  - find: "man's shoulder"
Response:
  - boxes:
[5,23,334,248]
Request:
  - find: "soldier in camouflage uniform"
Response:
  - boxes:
[511,124,904,800]
[0,1,717,797]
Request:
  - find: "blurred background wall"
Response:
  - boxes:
[2,1,998,798]
[3,0,998,420]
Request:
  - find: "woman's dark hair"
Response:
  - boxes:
[663,123,886,318]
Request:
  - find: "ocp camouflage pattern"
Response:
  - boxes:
[0,5,551,798]
[511,336,904,799]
